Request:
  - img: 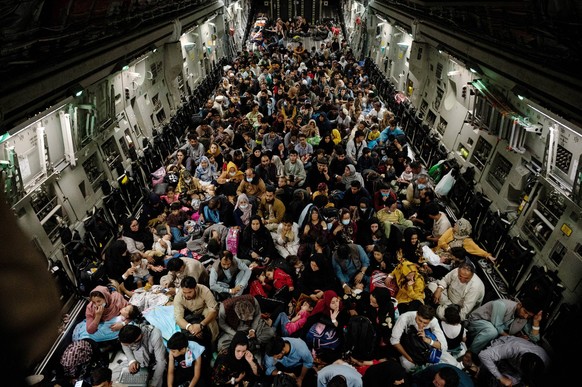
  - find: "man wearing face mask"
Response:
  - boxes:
[373,182,399,212]
[119,324,166,387]
[403,173,431,213]
[237,168,267,200]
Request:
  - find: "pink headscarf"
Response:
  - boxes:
[85,285,128,333]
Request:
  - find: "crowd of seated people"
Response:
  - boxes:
[55,15,551,387]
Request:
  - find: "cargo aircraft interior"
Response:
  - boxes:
[1,0,581,386]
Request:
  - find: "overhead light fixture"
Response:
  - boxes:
[466,61,482,75]
[69,84,84,97]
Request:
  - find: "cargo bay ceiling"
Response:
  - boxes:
[1,0,581,132]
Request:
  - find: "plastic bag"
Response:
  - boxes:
[435,169,456,196]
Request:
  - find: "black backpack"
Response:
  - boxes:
[344,315,376,360]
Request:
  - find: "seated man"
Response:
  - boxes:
[217,294,275,354]
[160,257,208,294]
[209,250,252,299]
[119,324,166,387]
[477,335,549,387]
[257,185,286,231]
[332,243,369,295]
[466,297,543,354]
[264,336,315,386]
[174,276,219,351]
[427,261,485,321]
[390,304,459,371]
[237,167,267,200]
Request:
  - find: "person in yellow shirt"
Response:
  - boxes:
[386,260,426,314]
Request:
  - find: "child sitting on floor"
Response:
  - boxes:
[271,299,316,337]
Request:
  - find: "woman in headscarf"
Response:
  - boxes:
[194,156,216,186]
[315,111,332,137]
[103,239,135,297]
[212,331,262,386]
[298,206,328,260]
[246,146,263,169]
[340,164,365,190]
[72,285,129,342]
[367,287,397,359]
[272,138,288,161]
[238,215,278,266]
[359,218,389,254]
[59,339,97,385]
[233,193,253,230]
[434,218,495,261]
[388,259,425,314]
[301,290,347,362]
[122,217,153,255]
[206,142,224,169]
[401,227,423,265]
[316,132,336,155]
[296,253,337,298]
[300,119,318,138]
[216,161,244,196]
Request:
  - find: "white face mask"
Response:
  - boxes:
[342,219,350,225]
[240,204,249,209]
[229,171,236,176]
[246,177,253,182]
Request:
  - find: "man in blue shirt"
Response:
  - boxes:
[264,336,314,387]
[317,361,363,387]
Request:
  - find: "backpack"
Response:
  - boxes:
[399,325,442,365]
[344,315,376,360]
[305,322,340,351]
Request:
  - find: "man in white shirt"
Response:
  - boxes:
[426,204,452,246]
[427,261,485,321]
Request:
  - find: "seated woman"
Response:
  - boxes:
[216,161,244,195]
[238,215,278,267]
[434,217,495,262]
[233,193,253,231]
[296,252,338,299]
[206,142,224,170]
[217,294,274,355]
[272,218,301,258]
[302,290,347,363]
[72,285,128,342]
[194,156,217,196]
[212,331,262,386]
[367,287,398,359]
[359,217,389,254]
[328,207,358,250]
[387,259,425,314]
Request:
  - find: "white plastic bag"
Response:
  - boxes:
[435,169,456,196]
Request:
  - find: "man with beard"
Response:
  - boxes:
[174,276,219,352]
[257,185,286,231]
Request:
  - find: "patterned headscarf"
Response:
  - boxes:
[235,193,252,226]
[60,340,92,377]
[454,218,472,239]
